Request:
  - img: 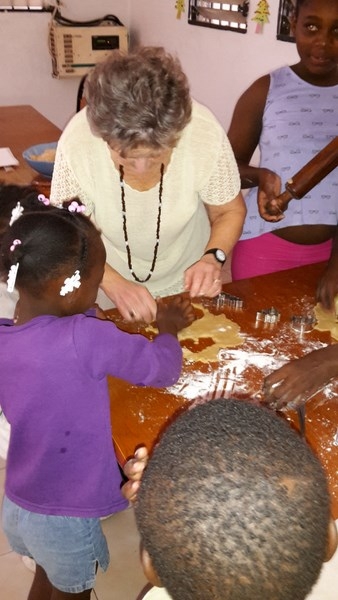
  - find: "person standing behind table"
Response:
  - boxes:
[0,203,195,600]
[228,0,338,310]
[50,46,246,323]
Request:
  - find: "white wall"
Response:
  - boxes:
[129,0,299,131]
[0,0,299,131]
[0,1,131,129]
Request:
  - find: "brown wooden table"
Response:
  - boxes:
[107,262,338,518]
[0,105,61,193]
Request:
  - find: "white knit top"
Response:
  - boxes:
[51,100,240,308]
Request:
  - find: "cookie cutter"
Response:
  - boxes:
[215,292,244,310]
[290,314,316,333]
[256,307,280,324]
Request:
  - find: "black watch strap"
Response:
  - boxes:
[203,248,227,265]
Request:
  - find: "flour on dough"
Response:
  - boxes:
[314,302,338,341]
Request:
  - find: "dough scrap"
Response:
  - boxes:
[314,302,338,340]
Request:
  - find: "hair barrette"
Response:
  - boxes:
[10,239,22,252]
[9,202,24,226]
[38,193,50,206]
[68,201,86,214]
[60,269,81,296]
[7,263,19,293]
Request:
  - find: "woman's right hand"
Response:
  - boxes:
[101,265,157,323]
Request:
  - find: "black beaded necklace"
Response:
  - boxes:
[119,163,164,283]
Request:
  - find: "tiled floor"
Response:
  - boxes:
[0,456,149,600]
[1,455,338,599]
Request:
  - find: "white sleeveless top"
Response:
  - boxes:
[241,66,338,240]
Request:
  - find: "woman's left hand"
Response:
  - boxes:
[184,256,223,298]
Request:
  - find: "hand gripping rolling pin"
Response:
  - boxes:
[266,136,338,216]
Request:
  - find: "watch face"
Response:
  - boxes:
[216,249,226,262]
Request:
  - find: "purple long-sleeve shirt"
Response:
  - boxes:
[0,313,182,517]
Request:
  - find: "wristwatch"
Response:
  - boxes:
[203,248,227,266]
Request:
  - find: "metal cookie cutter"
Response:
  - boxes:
[215,292,244,310]
[291,315,316,333]
[256,307,280,324]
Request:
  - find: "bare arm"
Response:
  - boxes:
[100,263,157,323]
[228,76,285,223]
[184,193,246,298]
[204,194,247,254]
[227,75,270,188]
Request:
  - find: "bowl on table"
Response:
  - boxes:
[22,142,58,179]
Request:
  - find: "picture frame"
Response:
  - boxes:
[188,1,249,34]
[276,0,296,43]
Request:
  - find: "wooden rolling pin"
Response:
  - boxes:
[267,136,338,216]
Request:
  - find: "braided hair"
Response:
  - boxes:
[0,199,101,298]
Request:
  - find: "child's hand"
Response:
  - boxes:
[121,446,149,503]
[257,169,285,222]
[156,296,195,336]
[262,345,338,410]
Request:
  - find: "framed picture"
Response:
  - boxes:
[188,1,249,34]
[276,0,296,43]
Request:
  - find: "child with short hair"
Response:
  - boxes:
[131,398,337,600]
[0,200,194,600]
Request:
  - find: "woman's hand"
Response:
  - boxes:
[101,264,157,323]
[184,195,245,298]
[263,345,338,410]
[121,446,149,503]
[184,256,223,298]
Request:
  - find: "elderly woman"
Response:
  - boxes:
[51,46,246,323]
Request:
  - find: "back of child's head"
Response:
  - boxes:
[0,197,103,297]
[0,183,49,240]
[135,398,330,600]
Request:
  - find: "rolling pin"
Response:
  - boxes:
[266,136,338,216]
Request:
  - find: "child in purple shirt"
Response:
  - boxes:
[0,197,194,600]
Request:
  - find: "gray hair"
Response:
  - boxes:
[85,46,192,153]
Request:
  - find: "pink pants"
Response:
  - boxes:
[231,233,332,281]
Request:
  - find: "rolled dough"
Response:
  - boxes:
[314,302,338,341]
[147,304,243,362]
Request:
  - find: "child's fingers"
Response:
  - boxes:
[123,447,148,481]
[121,480,141,502]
